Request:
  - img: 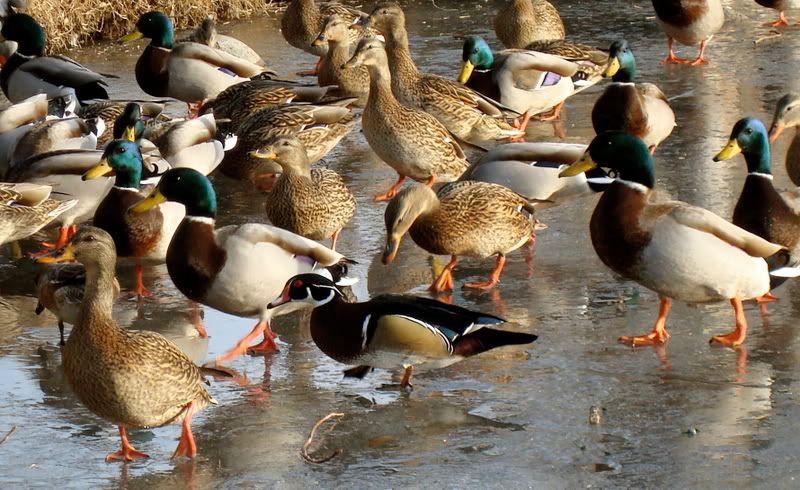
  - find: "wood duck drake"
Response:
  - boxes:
[559,131,799,347]
[592,40,675,154]
[131,168,355,364]
[268,273,537,387]
[651,0,724,65]
[37,227,215,461]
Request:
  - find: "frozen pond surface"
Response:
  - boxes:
[3,0,800,488]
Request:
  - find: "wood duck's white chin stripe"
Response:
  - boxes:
[749,172,774,180]
[187,216,214,224]
[312,288,336,307]
[617,179,649,193]
[361,314,371,350]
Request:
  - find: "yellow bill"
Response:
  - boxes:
[457,60,475,84]
[603,57,620,78]
[123,125,136,142]
[118,30,144,43]
[36,244,76,264]
[130,189,166,213]
[559,153,598,178]
[713,139,742,162]
[82,160,113,180]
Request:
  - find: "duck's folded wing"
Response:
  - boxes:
[224,223,345,266]
[173,43,264,78]
[503,49,580,78]
[21,56,107,87]
[667,204,783,258]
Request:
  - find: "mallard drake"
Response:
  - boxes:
[313,15,370,106]
[0,182,76,245]
[120,11,266,115]
[77,100,169,147]
[34,263,121,345]
[143,113,229,174]
[559,131,799,347]
[11,116,99,164]
[458,36,605,120]
[0,14,109,103]
[0,93,47,174]
[220,102,358,187]
[383,181,535,292]
[494,0,565,49]
[754,0,800,26]
[6,149,110,249]
[592,40,675,153]
[767,93,800,186]
[182,16,266,66]
[255,135,355,250]
[268,273,537,387]
[83,139,186,297]
[652,0,724,65]
[131,168,355,363]
[460,141,610,208]
[281,0,368,74]
[37,227,215,461]
[365,4,524,149]
[343,37,469,201]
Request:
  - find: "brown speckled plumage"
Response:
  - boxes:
[316,15,370,106]
[0,183,76,245]
[494,0,565,49]
[281,0,369,57]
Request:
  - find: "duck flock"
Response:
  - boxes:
[0,0,798,465]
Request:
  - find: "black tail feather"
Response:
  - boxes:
[343,365,373,379]
[453,329,537,357]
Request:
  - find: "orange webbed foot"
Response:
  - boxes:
[618,330,670,347]
[247,334,280,355]
[105,448,149,463]
[709,331,746,348]
[373,189,399,202]
[463,278,500,290]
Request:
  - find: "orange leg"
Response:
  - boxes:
[400,365,414,388]
[429,255,458,293]
[215,319,280,364]
[133,265,152,298]
[423,175,436,187]
[535,102,565,122]
[171,401,198,459]
[373,174,406,202]
[30,226,73,256]
[297,57,324,76]
[688,39,711,66]
[330,230,340,251]
[619,297,672,346]
[464,254,506,289]
[765,11,789,27]
[660,37,690,64]
[105,426,149,462]
[512,111,532,132]
[190,301,208,339]
[709,298,748,347]
[186,102,202,119]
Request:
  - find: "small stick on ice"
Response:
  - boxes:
[0,426,17,446]
[301,413,344,464]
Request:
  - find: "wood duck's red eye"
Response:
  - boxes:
[292,279,303,288]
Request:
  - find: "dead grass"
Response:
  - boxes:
[28,0,283,52]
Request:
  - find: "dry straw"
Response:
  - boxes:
[27,0,282,52]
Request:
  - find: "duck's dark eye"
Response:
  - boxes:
[84,235,96,242]
[788,106,794,112]
[116,146,126,154]
[292,279,303,288]
[745,128,753,135]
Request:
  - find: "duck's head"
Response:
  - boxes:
[249,135,310,174]
[768,93,800,143]
[383,185,438,264]
[364,2,405,34]
[120,11,174,48]
[313,15,349,47]
[131,167,217,218]
[112,102,142,142]
[267,274,342,309]
[604,40,635,83]
[84,139,144,187]
[37,226,116,272]
[343,36,387,70]
[459,36,493,84]
[714,117,772,174]
[559,131,655,189]
[0,13,44,56]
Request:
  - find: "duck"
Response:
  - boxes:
[268,273,537,387]
[713,117,800,303]
[592,40,675,153]
[120,11,266,115]
[34,263,121,345]
[220,102,358,187]
[365,3,524,149]
[753,0,800,27]
[143,113,229,174]
[37,227,216,461]
[131,168,355,364]
[83,139,187,298]
[0,93,48,174]
[255,135,355,250]
[458,35,605,120]
[460,141,611,208]
[558,131,798,347]
[343,37,469,201]
[494,0,565,49]
[280,0,368,75]
[0,14,109,103]
[11,116,99,164]
[767,93,800,186]
[181,15,266,66]
[77,100,169,147]
[0,182,77,245]
[651,0,724,65]
[383,181,536,292]
[313,14,370,106]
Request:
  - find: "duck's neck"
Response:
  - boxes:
[113,168,142,190]
[151,28,174,49]
[280,162,312,179]
[76,261,117,332]
[366,62,402,111]
[383,24,421,91]
[743,139,773,175]
[326,40,351,70]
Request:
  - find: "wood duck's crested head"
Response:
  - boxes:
[267,274,343,309]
